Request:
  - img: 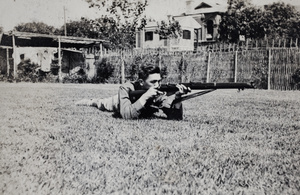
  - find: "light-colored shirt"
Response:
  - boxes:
[117,82,183,120]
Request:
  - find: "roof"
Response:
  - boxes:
[143,21,159,31]
[0,31,108,49]
[177,17,201,29]
[174,0,227,17]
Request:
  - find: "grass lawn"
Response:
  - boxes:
[0,82,299,194]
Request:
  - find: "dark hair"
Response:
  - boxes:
[138,64,160,80]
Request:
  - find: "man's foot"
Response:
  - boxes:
[75,99,94,106]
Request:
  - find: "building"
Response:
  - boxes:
[0,31,107,80]
[136,0,227,51]
[136,18,201,51]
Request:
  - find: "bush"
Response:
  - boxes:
[93,58,115,83]
[17,59,39,82]
[62,67,87,83]
[251,63,268,89]
[291,68,300,89]
[16,59,60,83]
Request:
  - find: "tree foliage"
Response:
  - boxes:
[56,18,99,38]
[155,19,182,39]
[14,22,59,35]
[262,2,300,39]
[85,0,148,49]
[219,1,300,42]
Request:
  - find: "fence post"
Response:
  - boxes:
[12,34,17,80]
[206,52,211,83]
[158,52,161,70]
[181,52,185,83]
[6,48,10,77]
[99,42,103,58]
[268,49,272,90]
[58,36,62,83]
[234,50,238,82]
[121,52,125,84]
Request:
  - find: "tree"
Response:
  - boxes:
[155,18,182,39]
[219,0,265,42]
[219,1,300,42]
[0,26,3,33]
[262,2,299,39]
[287,16,300,39]
[56,18,98,38]
[14,22,59,35]
[227,0,251,11]
[85,0,148,49]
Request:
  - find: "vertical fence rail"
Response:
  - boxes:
[121,52,125,84]
[206,52,210,83]
[268,49,271,90]
[6,48,9,77]
[270,49,300,90]
[12,34,17,80]
[234,51,238,82]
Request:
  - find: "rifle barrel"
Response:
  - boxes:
[159,82,254,91]
[129,82,254,102]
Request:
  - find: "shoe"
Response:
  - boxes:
[75,99,93,106]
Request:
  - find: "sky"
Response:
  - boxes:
[0,0,300,32]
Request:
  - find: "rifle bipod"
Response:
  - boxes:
[174,89,216,103]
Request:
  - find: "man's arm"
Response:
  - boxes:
[119,82,162,119]
[118,84,144,119]
[160,84,190,120]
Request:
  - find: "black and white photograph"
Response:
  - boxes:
[0,0,299,194]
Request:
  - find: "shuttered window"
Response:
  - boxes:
[145,32,153,41]
[183,30,191,40]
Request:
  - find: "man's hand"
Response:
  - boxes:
[175,84,191,98]
[139,87,164,106]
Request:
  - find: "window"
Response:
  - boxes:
[136,31,141,48]
[206,20,214,40]
[145,31,153,41]
[183,30,191,40]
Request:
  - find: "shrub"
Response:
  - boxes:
[16,59,61,83]
[251,63,268,89]
[93,58,115,83]
[17,59,39,82]
[291,68,300,89]
[62,67,87,83]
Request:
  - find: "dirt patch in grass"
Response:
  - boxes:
[1,83,299,194]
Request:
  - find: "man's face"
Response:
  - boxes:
[142,73,161,89]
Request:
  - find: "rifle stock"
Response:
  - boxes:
[129,82,254,102]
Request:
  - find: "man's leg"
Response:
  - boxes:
[75,98,99,107]
[97,95,118,112]
[75,95,118,112]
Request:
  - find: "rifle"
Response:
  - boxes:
[129,82,254,103]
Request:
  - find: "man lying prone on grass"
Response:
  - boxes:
[75,63,190,120]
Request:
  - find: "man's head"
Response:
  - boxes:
[138,64,161,89]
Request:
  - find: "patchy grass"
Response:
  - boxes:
[0,83,299,195]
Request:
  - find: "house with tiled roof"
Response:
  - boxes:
[174,0,227,44]
[136,0,227,51]
[136,17,201,51]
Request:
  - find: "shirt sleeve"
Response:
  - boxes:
[118,84,144,119]
[160,94,184,120]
